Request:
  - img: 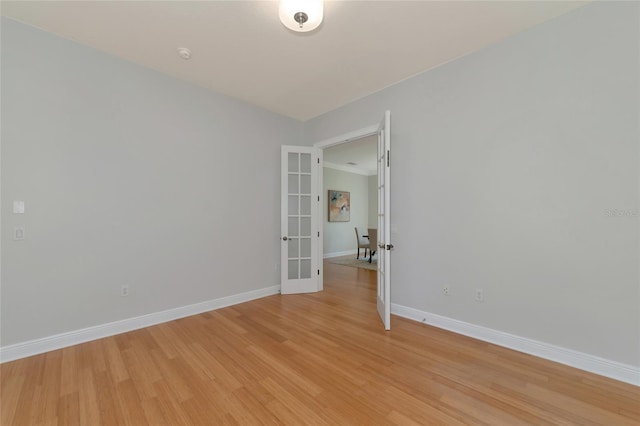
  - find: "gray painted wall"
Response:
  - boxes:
[306,2,640,366]
[323,167,369,256]
[2,2,639,369]
[1,18,302,346]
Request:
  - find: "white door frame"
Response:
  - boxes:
[313,123,380,295]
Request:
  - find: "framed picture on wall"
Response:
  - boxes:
[328,190,350,222]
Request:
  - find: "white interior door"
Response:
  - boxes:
[377,111,392,330]
[281,146,320,294]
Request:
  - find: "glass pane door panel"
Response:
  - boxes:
[300,175,311,194]
[288,174,299,193]
[300,238,311,258]
[288,153,299,172]
[300,259,311,279]
[300,196,311,215]
[288,217,299,236]
[300,217,311,236]
[288,260,299,279]
[288,195,299,215]
[300,153,311,173]
[288,238,299,258]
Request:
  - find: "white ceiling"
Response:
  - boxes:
[324,134,377,175]
[1,1,586,122]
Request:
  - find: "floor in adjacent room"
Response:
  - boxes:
[1,259,638,424]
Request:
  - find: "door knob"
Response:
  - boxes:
[282,236,288,241]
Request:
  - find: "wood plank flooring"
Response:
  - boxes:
[2,259,639,425]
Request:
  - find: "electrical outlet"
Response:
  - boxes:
[475,289,484,302]
[443,285,450,296]
[121,285,129,297]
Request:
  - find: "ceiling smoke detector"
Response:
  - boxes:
[177,47,192,60]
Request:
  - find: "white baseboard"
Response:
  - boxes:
[0,285,281,363]
[4,290,637,387]
[324,249,357,258]
[391,303,640,387]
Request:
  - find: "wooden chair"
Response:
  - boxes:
[355,227,369,259]
[367,228,377,263]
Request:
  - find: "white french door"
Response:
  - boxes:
[280,146,321,294]
[377,111,392,330]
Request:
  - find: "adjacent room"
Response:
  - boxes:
[1,1,639,424]
[322,135,378,268]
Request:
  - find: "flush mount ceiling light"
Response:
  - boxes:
[279,0,324,33]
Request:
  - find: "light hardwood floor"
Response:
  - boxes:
[2,260,639,425]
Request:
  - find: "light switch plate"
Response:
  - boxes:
[13,201,25,214]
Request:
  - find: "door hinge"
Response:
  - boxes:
[317,269,320,275]
[387,150,390,167]
[317,158,320,164]
[318,195,320,202]
[317,231,320,237]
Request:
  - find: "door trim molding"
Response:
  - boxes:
[313,124,378,150]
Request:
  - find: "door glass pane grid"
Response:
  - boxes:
[377,128,386,300]
[287,150,313,280]
[288,154,312,196]
[288,152,299,279]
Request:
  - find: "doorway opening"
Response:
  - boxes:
[313,112,391,330]
[322,135,378,265]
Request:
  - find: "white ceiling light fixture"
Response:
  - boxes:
[279,0,323,33]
